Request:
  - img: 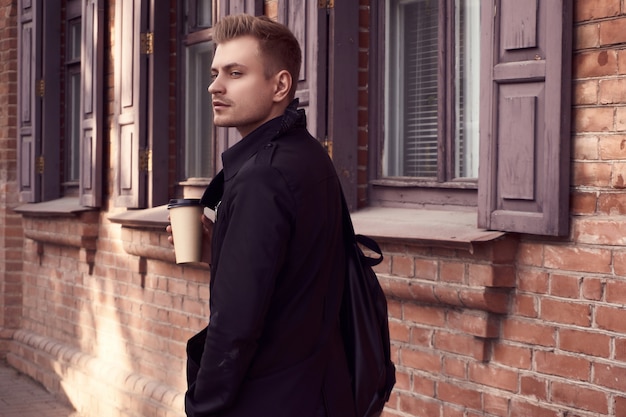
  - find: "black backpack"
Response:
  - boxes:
[340,196,396,417]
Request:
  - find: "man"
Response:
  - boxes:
[184,14,356,417]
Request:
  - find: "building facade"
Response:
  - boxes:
[0,0,625,416]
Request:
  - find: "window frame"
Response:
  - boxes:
[368,0,479,210]
[177,0,217,185]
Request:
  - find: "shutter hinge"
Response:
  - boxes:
[140,32,154,55]
[139,149,152,172]
[38,79,45,97]
[36,155,44,174]
[318,0,334,9]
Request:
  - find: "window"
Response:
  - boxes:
[369,0,573,236]
[65,1,81,187]
[181,0,215,180]
[383,0,480,181]
[17,0,103,207]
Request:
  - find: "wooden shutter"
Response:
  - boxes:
[79,0,104,207]
[478,0,573,236]
[146,0,170,207]
[324,0,359,208]
[213,0,263,172]
[113,0,148,207]
[17,0,61,203]
[277,1,327,144]
[277,1,356,207]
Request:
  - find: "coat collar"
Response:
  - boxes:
[221,99,304,181]
[200,99,304,209]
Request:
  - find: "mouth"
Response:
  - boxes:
[212,100,229,109]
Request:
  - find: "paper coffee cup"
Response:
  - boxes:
[167,198,203,264]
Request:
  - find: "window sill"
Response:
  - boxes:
[14,197,99,273]
[351,207,504,251]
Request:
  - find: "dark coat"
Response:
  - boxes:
[185,103,356,417]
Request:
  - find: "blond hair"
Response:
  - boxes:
[213,14,302,99]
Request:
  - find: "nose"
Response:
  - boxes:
[208,76,221,95]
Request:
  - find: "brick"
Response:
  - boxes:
[573,108,614,133]
[442,356,466,379]
[468,363,517,392]
[613,162,626,189]
[535,351,590,381]
[520,375,548,401]
[559,328,610,358]
[593,362,626,391]
[549,274,580,298]
[413,374,436,397]
[620,49,626,75]
[483,392,509,417]
[446,310,498,338]
[389,320,410,343]
[603,253,625,285]
[596,305,626,333]
[575,0,621,21]
[401,348,441,374]
[573,134,599,159]
[544,245,612,273]
[404,303,445,327]
[618,107,626,131]
[598,192,626,215]
[581,277,604,300]
[598,134,626,159]
[434,331,488,361]
[399,395,440,417]
[517,243,545,268]
[468,264,515,288]
[511,293,538,318]
[551,381,608,414]
[502,319,556,347]
[616,396,626,417]
[437,381,481,410]
[492,343,532,369]
[510,399,558,417]
[572,161,612,187]
[606,280,626,304]
[575,23,600,50]
[599,17,626,46]
[440,261,464,283]
[574,51,618,78]
[414,258,437,280]
[573,80,598,105]
[391,255,414,278]
[540,298,591,326]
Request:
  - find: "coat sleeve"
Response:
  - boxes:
[185,164,295,416]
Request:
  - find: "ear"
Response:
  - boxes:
[272,70,292,103]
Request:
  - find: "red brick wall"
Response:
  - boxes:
[3,1,626,417]
[0,0,23,356]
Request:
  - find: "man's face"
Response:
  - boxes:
[208,36,282,138]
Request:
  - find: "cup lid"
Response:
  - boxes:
[167,198,202,209]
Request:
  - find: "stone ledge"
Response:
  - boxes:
[14,198,100,273]
[8,329,185,416]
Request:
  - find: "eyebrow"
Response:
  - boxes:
[211,63,247,73]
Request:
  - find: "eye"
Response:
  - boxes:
[210,73,218,80]
[230,71,242,77]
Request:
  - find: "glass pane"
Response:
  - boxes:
[69,19,81,62]
[66,70,81,181]
[184,42,214,179]
[196,0,213,28]
[454,0,480,178]
[384,0,439,178]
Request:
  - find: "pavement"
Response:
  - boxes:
[0,361,82,417]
